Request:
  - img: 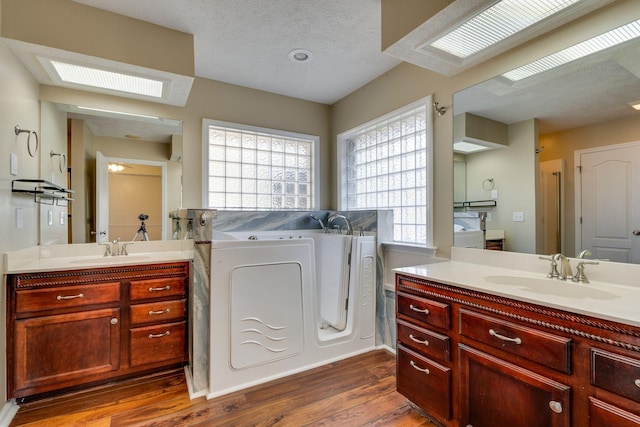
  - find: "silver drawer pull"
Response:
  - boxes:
[549,401,563,414]
[409,360,430,374]
[489,328,522,345]
[149,308,171,316]
[57,293,84,300]
[635,379,640,388]
[409,304,430,315]
[409,334,429,346]
[149,285,171,292]
[149,331,171,339]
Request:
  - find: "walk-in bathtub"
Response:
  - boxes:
[208,230,376,398]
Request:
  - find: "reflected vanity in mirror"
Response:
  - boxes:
[39,101,183,245]
[453,33,640,263]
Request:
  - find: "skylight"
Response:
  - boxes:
[430,0,581,58]
[502,19,640,81]
[50,60,164,98]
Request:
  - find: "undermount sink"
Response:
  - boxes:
[69,255,151,264]
[483,275,618,300]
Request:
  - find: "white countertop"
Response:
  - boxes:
[3,240,194,274]
[395,247,640,328]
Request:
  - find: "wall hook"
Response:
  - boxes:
[50,150,67,173]
[14,125,39,157]
[433,102,447,116]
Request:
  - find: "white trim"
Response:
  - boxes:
[201,118,320,210]
[98,156,168,240]
[0,400,19,427]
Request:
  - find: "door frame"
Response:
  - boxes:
[574,140,640,256]
[96,152,168,242]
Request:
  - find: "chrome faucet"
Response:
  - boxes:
[310,213,329,233]
[111,237,121,256]
[578,249,592,259]
[327,214,353,235]
[553,253,573,281]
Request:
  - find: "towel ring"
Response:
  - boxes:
[482,178,495,191]
[14,125,39,157]
[50,150,67,173]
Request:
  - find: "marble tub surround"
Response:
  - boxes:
[3,239,194,274]
[396,246,640,327]
[184,208,393,398]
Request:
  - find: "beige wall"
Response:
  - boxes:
[0,3,40,405]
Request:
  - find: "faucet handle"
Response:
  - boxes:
[99,242,112,257]
[121,242,133,256]
[572,260,599,283]
[539,256,560,278]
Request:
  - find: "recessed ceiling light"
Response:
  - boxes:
[47,59,164,98]
[502,19,640,81]
[289,49,314,63]
[430,0,581,59]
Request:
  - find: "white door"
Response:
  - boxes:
[577,142,640,263]
[95,151,109,243]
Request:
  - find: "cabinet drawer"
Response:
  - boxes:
[459,309,571,373]
[591,348,640,402]
[397,291,450,330]
[397,344,451,422]
[15,282,120,313]
[397,319,450,362]
[129,277,186,301]
[589,397,640,427]
[130,299,186,325]
[130,321,186,367]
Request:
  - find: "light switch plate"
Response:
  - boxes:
[47,210,53,226]
[59,211,65,225]
[16,208,23,229]
[512,212,524,222]
[10,153,18,176]
[491,189,498,199]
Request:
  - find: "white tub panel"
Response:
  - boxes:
[230,262,304,370]
[351,236,376,339]
[314,234,352,330]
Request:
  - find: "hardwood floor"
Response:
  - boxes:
[10,350,433,426]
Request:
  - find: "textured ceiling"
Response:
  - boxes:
[73,0,401,105]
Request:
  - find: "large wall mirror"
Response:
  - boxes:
[453,32,640,263]
[39,101,183,245]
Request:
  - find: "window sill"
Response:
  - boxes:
[382,241,437,257]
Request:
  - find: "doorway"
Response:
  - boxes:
[95,152,168,242]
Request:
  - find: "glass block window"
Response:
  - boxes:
[339,97,433,245]
[204,120,317,210]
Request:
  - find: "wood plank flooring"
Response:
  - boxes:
[10,350,433,426]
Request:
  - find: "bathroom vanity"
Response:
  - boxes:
[3,242,193,400]
[395,252,640,427]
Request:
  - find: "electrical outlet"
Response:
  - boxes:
[59,211,65,225]
[491,189,498,199]
[512,211,524,222]
[47,210,53,226]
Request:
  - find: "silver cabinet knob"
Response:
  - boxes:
[549,401,563,414]
[110,318,118,325]
[633,230,640,236]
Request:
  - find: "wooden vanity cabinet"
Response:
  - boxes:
[396,273,640,427]
[7,262,189,399]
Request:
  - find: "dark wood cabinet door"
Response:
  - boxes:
[589,397,640,427]
[13,308,120,397]
[459,345,570,427]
